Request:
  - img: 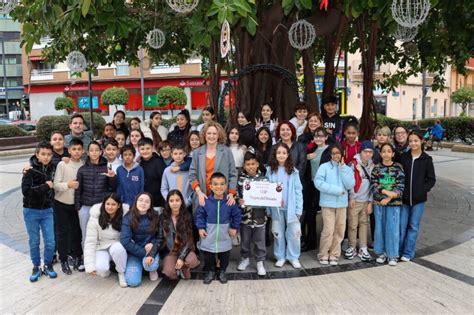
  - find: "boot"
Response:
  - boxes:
[203,271,215,284]
[61,261,72,275]
[73,257,85,272]
[218,270,228,284]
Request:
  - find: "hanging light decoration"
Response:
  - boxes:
[288,20,316,50]
[394,24,418,42]
[391,0,431,28]
[403,42,418,56]
[66,51,87,72]
[166,0,199,14]
[147,28,165,49]
[220,19,231,58]
[0,0,16,15]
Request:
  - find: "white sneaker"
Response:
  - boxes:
[376,253,387,264]
[97,270,111,278]
[400,256,411,262]
[237,258,250,271]
[275,259,286,268]
[319,259,329,265]
[149,271,158,281]
[256,261,266,276]
[388,258,398,266]
[118,272,127,288]
[329,259,339,266]
[289,260,301,269]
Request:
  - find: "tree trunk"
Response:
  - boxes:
[302,49,318,112]
[208,39,222,115]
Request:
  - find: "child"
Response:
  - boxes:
[161,145,192,208]
[373,126,391,164]
[236,151,268,276]
[168,109,192,147]
[113,110,129,140]
[266,143,303,269]
[22,141,57,282]
[84,193,128,287]
[120,192,160,287]
[130,117,141,131]
[75,141,117,253]
[117,145,145,206]
[103,139,121,172]
[50,131,70,168]
[138,138,167,210]
[227,126,246,170]
[345,140,374,262]
[146,190,200,280]
[197,107,216,132]
[115,131,126,150]
[186,130,201,156]
[341,120,361,165]
[255,103,277,139]
[129,129,144,161]
[321,95,344,144]
[158,140,173,166]
[53,138,85,275]
[289,101,308,138]
[195,172,241,284]
[255,127,272,170]
[100,123,117,145]
[315,143,355,266]
[237,111,256,148]
[399,131,436,261]
[371,143,405,266]
[141,112,163,151]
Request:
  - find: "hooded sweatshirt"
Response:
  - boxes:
[117,162,145,206]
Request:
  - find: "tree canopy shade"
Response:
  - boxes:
[54,97,75,111]
[452,86,474,115]
[101,87,129,106]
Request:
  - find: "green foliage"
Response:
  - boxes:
[54,97,75,111]
[36,113,105,141]
[376,114,410,130]
[0,125,29,138]
[156,86,187,108]
[452,87,474,113]
[101,87,129,106]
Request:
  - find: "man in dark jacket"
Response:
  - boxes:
[21,141,57,282]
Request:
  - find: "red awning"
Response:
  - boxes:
[29,56,45,61]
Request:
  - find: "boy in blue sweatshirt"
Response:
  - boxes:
[161,144,192,208]
[117,144,144,206]
[195,172,241,285]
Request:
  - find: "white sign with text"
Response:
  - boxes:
[242,180,282,208]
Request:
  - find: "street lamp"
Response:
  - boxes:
[0,34,9,116]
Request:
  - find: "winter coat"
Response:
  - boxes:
[148,213,194,261]
[84,203,130,273]
[400,151,436,206]
[289,117,307,138]
[116,162,145,206]
[237,170,269,226]
[140,153,166,208]
[168,126,190,147]
[195,194,241,253]
[140,120,168,141]
[314,160,355,208]
[51,150,70,169]
[120,212,158,259]
[371,162,405,206]
[239,123,256,148]
[266,166,304,223]
[269,141,307,188]
[74,157,117,210]
[22,155,55,209]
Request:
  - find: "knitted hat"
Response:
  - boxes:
[361,140,374,151]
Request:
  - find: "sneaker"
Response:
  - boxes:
[73,257,85,272]
[203,271,215,284]
[275,259,286,268]
[344,247,356,260]
[149,271,158,281]
[388,258,398,266]
[319,258,329,265]
[256,261,266,276]
[400,256,411,262]
[329,259,339,266]
[218,271,228,284]
[358,248,372,262]
[376,254,387,264]
[289,260,302,269]
[61,261,72,275]
[237,258,250,271]
[43,264,58,279]
[118,272,127,288]
[29,266,42,282]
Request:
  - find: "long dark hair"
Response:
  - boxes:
[162,190,194,250]
[256,126,271,151]
[129,192,159,233]
[98,193,123,231]
[149,111,163,151]
[269,142,294,175]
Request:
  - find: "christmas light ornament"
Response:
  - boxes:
[220,19,231,58]
[391,0,431,28]
[394,24,418,42]
[0,0,16,15]
[66,51,87,72]
[288,20,316,50]
[166,0,199,14]
[147,28,165,49]
[403,42,418,56]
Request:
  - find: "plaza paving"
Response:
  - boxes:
[0,150,472,314]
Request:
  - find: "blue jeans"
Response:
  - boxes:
[271,209,301,261]
[400,203,425,259]
[374,205,400,259]
[124,255,159,287]
[23,207,55,266]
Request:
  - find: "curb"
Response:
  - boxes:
[0,148,35,157]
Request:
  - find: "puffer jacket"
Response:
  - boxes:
[167,126,190,147]
[314,160,355,208]
[84,203,130,273]
[74,156,117,210]
[148,213,194,261]
[22,155,55,209]
[195,194,241,253]
[120,211,158,258]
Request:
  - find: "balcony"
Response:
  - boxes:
[30,69,54,81]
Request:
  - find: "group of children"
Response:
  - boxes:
[21,98,436,287]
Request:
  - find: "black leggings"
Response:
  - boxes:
[203,251,230,272]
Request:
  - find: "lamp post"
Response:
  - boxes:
[0,34,9,116]
[139,47,145,121]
